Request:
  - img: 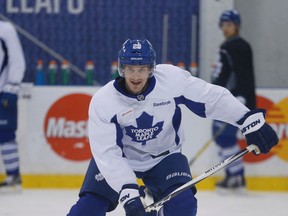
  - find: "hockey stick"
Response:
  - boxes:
[145,144,260,212]
[189,123,227,166]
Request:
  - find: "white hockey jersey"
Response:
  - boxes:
[88,64,249,193]
[0,20,25,93]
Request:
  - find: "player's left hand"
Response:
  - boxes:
[119,184,157,216]
[237,109,279,154]
[0,92,17,109]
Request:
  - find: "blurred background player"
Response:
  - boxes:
[0,19,26,190]
[67,39,277,216]
[211,9,256,192]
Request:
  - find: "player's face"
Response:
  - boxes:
[123,65,152,94]
[220,21,239,38]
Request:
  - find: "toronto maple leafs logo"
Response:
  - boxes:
[125,112,164,145]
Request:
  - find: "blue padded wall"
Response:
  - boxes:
[0,0,199,85]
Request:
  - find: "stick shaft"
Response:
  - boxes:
[146,144,259,211]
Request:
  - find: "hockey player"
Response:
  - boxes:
[0,20,25,190]
[67,39,278,216]
[211,9,256,191]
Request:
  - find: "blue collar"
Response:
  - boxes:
[113,76,156,101]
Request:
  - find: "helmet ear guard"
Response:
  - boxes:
[118,39,156,77]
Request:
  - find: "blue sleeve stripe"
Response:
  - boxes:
[172,106,182,145]
[0,39,8,75]
[174,96,206,118]
[110,115,125,153]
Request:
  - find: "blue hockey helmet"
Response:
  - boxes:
[219,10,241,27]
[118,39,156,77]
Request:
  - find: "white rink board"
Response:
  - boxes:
[16,85,98,174]
[6,85,288,177]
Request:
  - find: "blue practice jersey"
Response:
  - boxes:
[88,64,249,192]
[211,36,256,109]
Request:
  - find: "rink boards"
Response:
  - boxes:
[0,84,287,191]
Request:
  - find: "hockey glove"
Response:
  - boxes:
[0,92,17,109]
[237,109,279,154]
[119,184,157,216]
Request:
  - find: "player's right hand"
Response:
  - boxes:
[119,184,157,216]
[237,109,279,154]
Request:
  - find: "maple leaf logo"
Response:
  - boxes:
[125,112,164,145]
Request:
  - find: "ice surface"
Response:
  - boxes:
[0,189,287,216]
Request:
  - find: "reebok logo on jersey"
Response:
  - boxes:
[125,112,164,145]
[153,100,171,107]
[241,119,261,134]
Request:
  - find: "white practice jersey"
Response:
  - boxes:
[88,64,249,193]
[0,20,26,93]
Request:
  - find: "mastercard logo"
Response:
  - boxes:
[239,95,288,163]
[44,93,92,161]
